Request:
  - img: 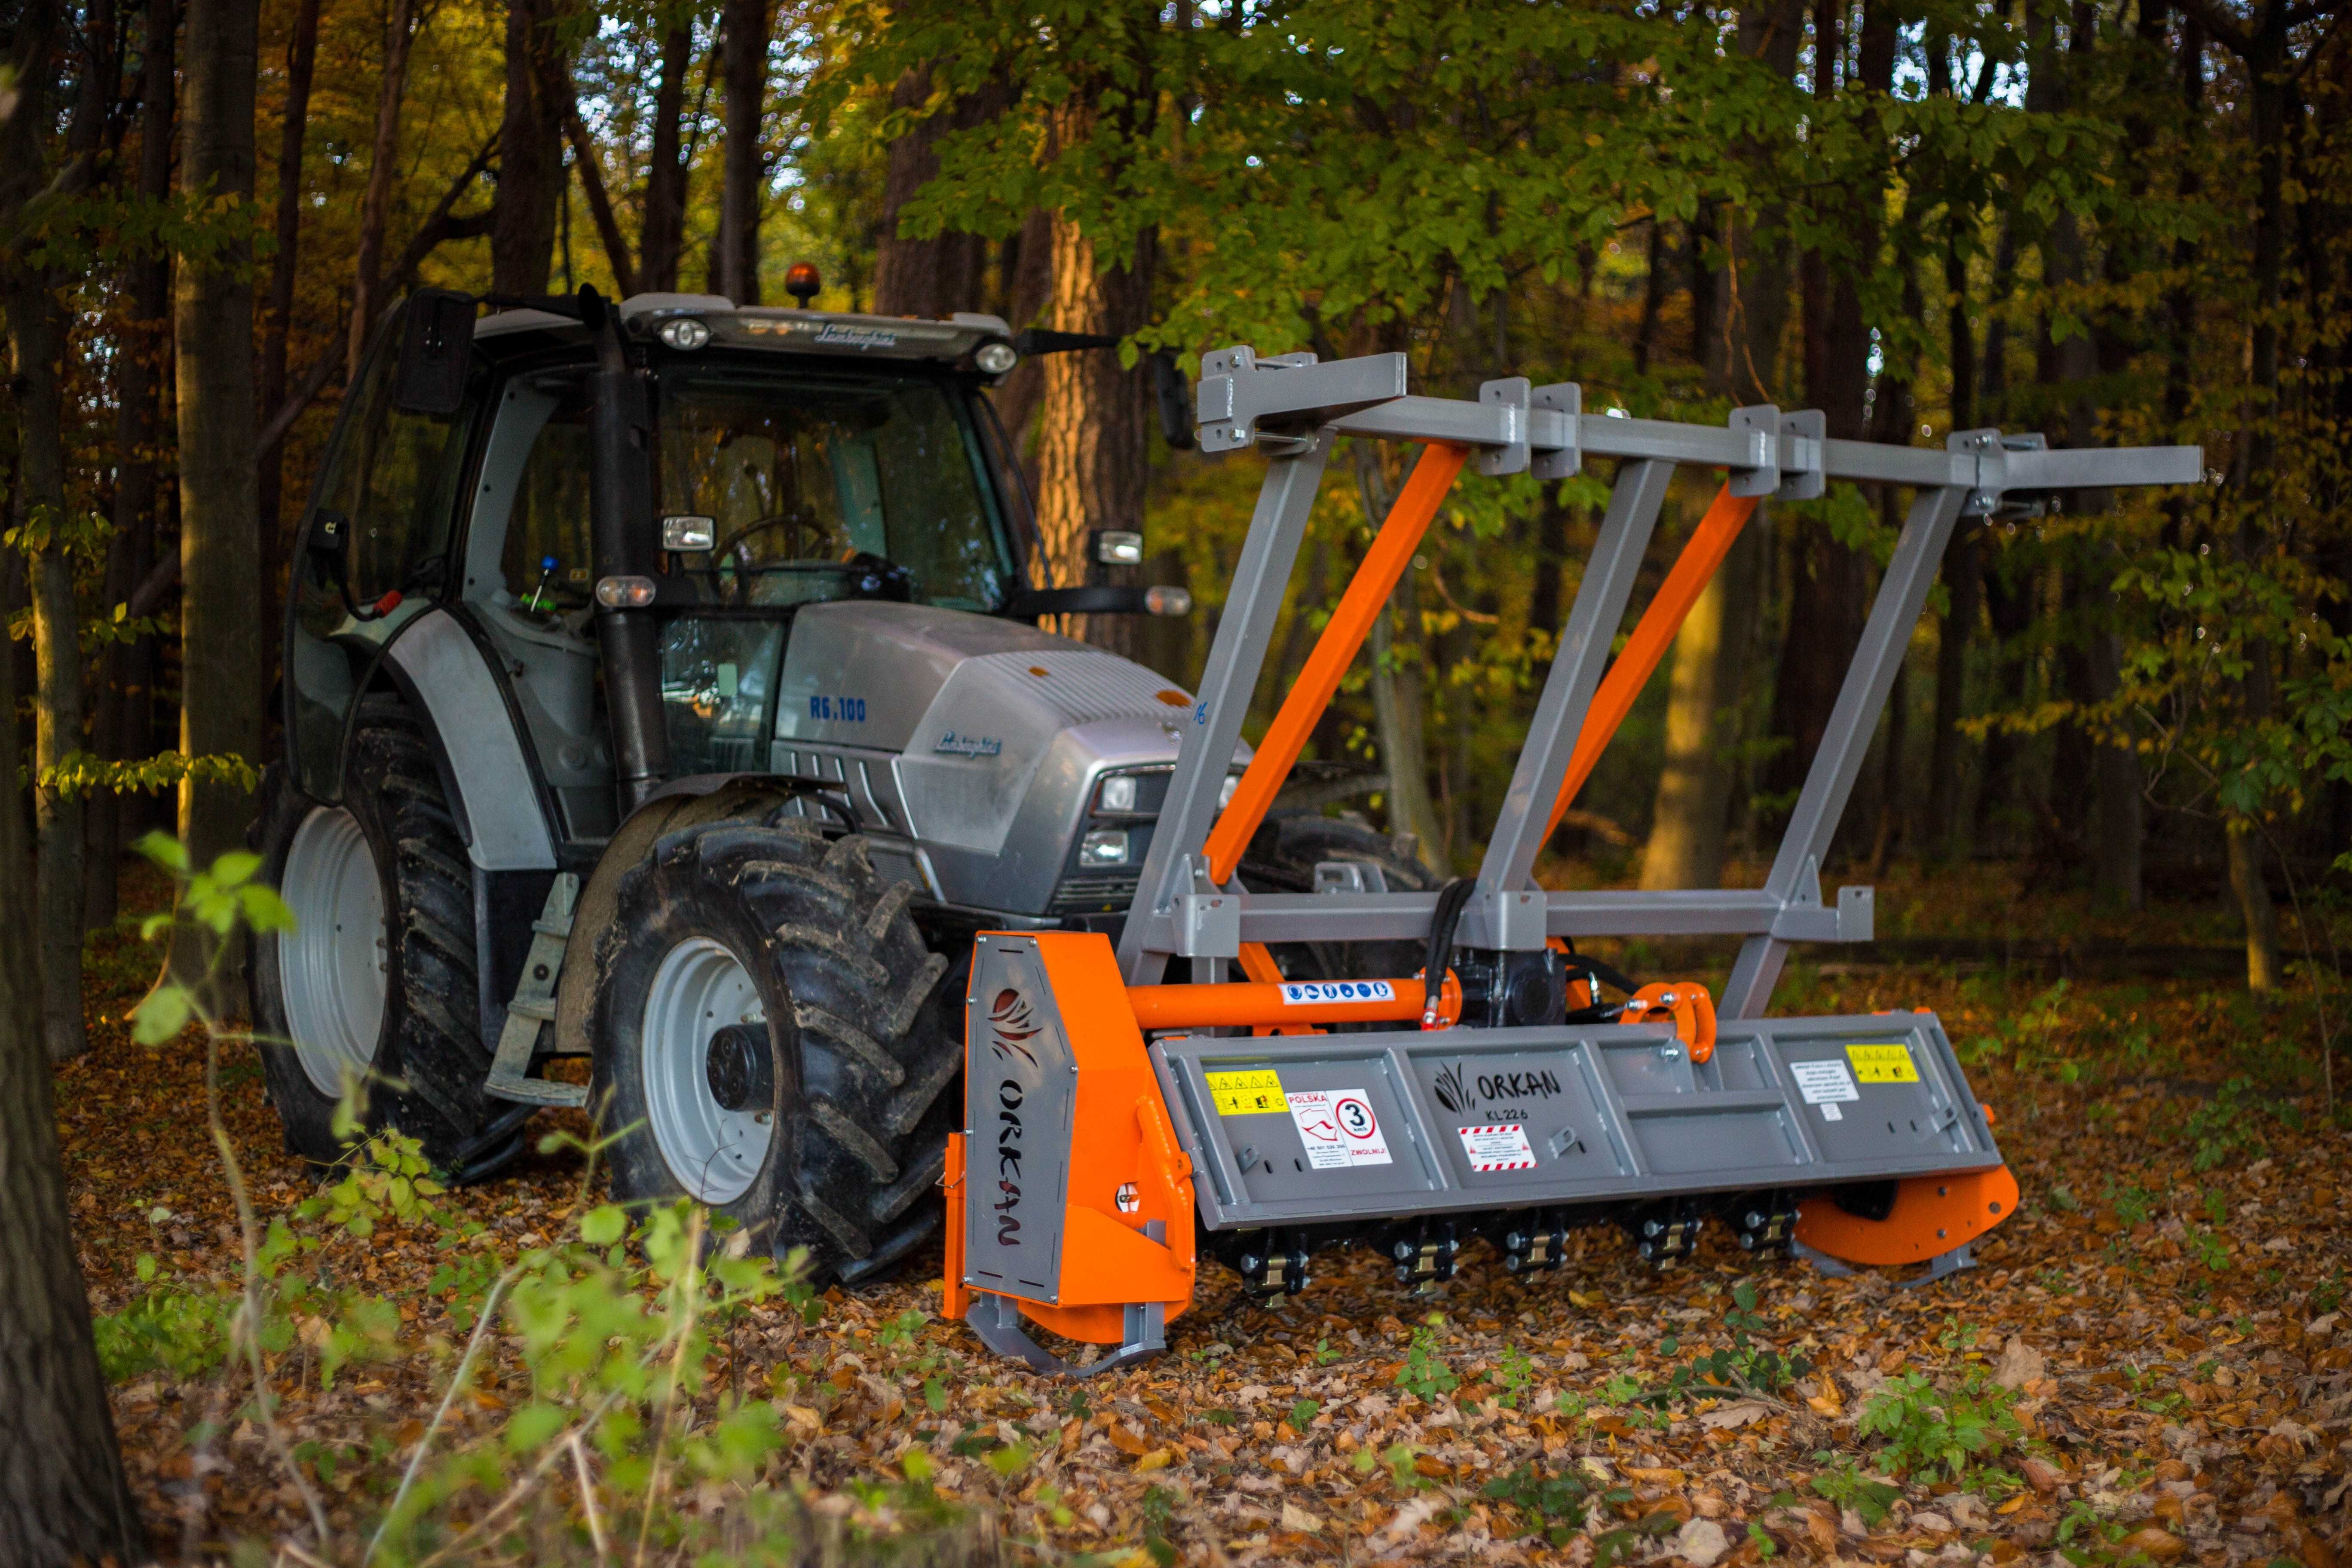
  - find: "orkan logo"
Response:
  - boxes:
[1430,1060,1565,1114]
[988,987,1041,1247]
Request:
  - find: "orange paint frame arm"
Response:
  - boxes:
[1202,443,1472,886]
[1541,484,1758,843]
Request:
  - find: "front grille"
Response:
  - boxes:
[1050,871,1141,914]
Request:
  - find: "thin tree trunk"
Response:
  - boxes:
[492,0,563,295]
[2226,821,2283,990]
[639,22,693,293]
[7,286,89,1060]
[172,0,264,999]
[346,0,416,377]
[255,0,318,566]
[1353,443,1442,876]
[1642,500,1765,890]
[717,0,766,304]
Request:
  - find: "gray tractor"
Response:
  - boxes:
[251,283,1421,1282]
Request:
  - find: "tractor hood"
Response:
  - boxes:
[770,601,1240,913]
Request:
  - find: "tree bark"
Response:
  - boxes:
[639,21,694,294]
[988,208,1056,458]
[1034,207,1155,652]
[493,0,564,295]
[1355,447,1443,875]
[6,284,89,1060]
[872,65,995,316]
[173,0,264,998]
[255,0,318,565]
[346,0,416,377]
[0,591,141,1564]
[0,6,148,1545]
[1642,496,1765,889]
[717,0,767,304]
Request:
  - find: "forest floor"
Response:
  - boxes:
[55,860,2352,1565]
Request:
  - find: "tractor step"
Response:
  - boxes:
[484,873,586,1109]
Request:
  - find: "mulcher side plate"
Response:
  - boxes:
[1151,1011,2002,1230]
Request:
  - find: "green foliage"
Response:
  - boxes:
[1482,1464,1589,1545]
[1853,1369,2026,1482]
[1489,1343,1538,1409]
[2184,1078,2269,1172]
[1643,1282,1810,1403]
[92,1258,235,1381]
[1961,981,2075,1078]
[1395,1318,1460,1402]
[1807,1454,1904,1526]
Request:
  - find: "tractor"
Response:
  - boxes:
[252,281,1420,1284]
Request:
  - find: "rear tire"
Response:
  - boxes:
[251,695,514,1174]
[588,812,962,1281]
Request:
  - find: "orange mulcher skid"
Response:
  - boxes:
[943,347,2201,1374]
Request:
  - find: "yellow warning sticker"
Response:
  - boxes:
[1206,1069,1286,1117]
[1846,1043,1920,1084]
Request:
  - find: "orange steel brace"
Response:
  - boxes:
[1540,484,1759,843]
[1202,442,1473,887]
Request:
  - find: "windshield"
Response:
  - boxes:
[655,369,1013,612]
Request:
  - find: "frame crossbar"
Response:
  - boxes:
[1116,351,2202,1006]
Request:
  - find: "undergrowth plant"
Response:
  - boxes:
[1853,1367,2026,1483]
[115,836,998,1565]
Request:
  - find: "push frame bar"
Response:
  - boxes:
[1117,348,2203,1013]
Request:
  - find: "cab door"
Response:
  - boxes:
[284,298,484,801]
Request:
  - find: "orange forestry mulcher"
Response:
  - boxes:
[944,346,2193,1375]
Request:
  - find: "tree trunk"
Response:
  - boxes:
[6,284,89,1060]
[346,0,416,377]
[1642,501,1765,889]
[255,0,319,570]
[2226,821,2282,991]
[717,0,766,304]
[1353,444,1443,876]
[872,65,995,316]
[492,0,563,295]
[639,21,693,293]
[172,0,264,998]
[86,0,177,930]
[0,594,141,1565]
[1034,205,1155,652]
[988,208,1055,459]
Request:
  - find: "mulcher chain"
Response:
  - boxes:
[1626,1199,1707,1265]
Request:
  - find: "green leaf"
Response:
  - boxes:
[505,1401,567,1453]
[579,1204,628,1246]
[132,986,192,1046]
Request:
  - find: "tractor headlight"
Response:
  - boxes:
[1079,829,1130,867]
[1098,775,1138,812]
[975,341,1018,375]
[594,575,658,609]
[658,316,712,351]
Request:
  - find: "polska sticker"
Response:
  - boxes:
[1278,980,1396,1006]
[1286,1088,1392,1170]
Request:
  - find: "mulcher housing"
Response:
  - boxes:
[943,346,2201,1374]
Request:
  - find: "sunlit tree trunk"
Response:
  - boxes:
[173,0,264,999]
[1353,444,1442,876]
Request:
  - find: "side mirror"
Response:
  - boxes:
[394,289,478,415]
[1151,352,1195,451]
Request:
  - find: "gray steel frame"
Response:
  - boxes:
[1118,350,2203,1010]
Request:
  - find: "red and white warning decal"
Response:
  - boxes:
[1457,1124,1537,1172]
[1286,1087,1394,1170]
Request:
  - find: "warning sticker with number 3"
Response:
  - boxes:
[1286,1088,1393,1170]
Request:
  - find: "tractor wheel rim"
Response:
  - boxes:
[279,806,389,1099]
[640,936,771,1205]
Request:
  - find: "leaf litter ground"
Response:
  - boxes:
[58,865,2352,1565]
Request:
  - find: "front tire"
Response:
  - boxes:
[588,813,962,1281]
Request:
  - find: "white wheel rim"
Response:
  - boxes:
[640,937,771,1205]
[279,807,389,1098]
